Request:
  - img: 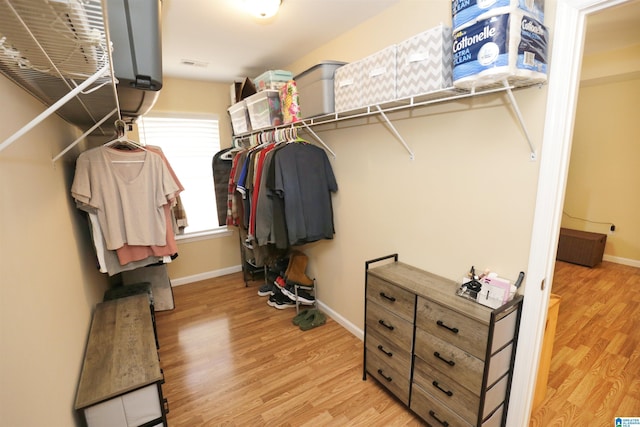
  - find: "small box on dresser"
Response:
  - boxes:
[364,255,523,427]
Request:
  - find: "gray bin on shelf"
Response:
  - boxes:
[295,61,346,118]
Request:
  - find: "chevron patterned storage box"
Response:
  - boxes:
[362,45,397,106]
[334,61,364,113]
[396,24,453,99]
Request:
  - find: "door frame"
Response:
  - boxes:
[507,0,631,424]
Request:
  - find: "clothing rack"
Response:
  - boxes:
[233,124,336,158]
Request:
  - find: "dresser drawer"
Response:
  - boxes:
[413,355,479,425]
[483,374,509,420]
[415,327,484,395]
[366,300,414,350]
[366,349,411,405]
[367,275,415,322]
[411,381,472,427]
[366,329,412,380]
[482,403,505,427]
[416,296,489,360]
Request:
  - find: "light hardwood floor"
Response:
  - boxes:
[530,261,640,426]
[155,272,426,426]
[155,261,640,426]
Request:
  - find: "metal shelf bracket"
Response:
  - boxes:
[375,105,415,160]
[0,65,110,154]
[502,80,537,161]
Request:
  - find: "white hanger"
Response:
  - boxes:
[103,120,146,163]
[220,147,241,161]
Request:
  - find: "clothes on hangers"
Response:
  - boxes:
[212,147,236,226]
[71,144,183,275]
[225,138,337,250]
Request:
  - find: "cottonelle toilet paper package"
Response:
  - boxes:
[452,12,548,90]
[452,0,545,30]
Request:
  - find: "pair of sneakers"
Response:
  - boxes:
[266,287,295,309]
[259,282,315,305]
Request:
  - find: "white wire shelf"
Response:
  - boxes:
[234,80,543,161]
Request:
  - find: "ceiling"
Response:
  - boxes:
[160,0,640,84]
[160,0,399,83]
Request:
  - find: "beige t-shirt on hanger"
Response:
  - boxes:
[71,146,181,250]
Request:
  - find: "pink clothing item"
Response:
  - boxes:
[116,203,178,265]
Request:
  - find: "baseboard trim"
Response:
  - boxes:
[603,255,640,268]
[169,265,365,342]
[316,300,364,341]
[170,265,243,287]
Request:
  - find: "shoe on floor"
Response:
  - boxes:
[274,276,287,289]
[267,289,296,309]
[292,308,315,325]
[285,250,314,286]
[257,283,275,297]
[299,310,326,331]
[281,284,316,305]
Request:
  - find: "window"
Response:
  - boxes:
[138,113,223,237]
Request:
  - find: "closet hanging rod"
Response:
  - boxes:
[0,65,110,153]
[52,107,118,163]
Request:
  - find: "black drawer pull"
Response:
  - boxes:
[377,369,393,382]
[378,319,395,331]
[428,410,449,427]
[164,397,170,414]
[436,320,459,334]
[432,380,453,397]
[434,351,455,366]
[377,344,393,357]
[379,292,396,302]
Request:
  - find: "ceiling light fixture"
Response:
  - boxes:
[244,0,282,19]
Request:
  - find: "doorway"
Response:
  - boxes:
[508,0,640,425]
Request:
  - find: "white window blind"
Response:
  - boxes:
[138,114,222,235]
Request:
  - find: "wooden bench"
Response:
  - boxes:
[75,294,167,427]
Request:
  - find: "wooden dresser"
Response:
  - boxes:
[75,294,167,427]
[364,255,523,427]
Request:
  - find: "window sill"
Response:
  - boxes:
[175,227,233,243]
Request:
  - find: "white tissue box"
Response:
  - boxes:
[396,24,453,99]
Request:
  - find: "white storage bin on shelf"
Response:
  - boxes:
[253,69,293,92]
[246,90,283,130]
[294,61,346,118]
[228,100,251,135]
[396,24,453,99]
[362,45,397,106]
[334,61,364,113]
